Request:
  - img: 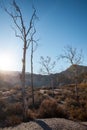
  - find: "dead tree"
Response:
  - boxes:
[59,45,83,101]
[39,56,56,96]
[5,0,37,121]
[59,45,83,65]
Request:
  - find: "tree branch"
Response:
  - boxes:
[26,9,37,37]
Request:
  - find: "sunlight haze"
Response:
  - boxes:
[0,52,16,71]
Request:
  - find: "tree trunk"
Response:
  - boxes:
[75,79,79,102]
[31,41,34,107]
[50,76,54,97]
[74,66,79,102]
[21,40,28,121]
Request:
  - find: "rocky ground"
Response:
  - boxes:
[0,118,87,130]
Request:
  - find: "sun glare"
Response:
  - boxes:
[0,53,14,71]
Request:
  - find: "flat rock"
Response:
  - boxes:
[0,118,87,130]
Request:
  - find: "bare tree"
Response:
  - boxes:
[39,56,56,96]
[59,45,83,101]
[60,45,83,65]
[4,0,37,121]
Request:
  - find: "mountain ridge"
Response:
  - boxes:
[0,65,87,88]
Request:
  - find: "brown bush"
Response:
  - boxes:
[65,98,80,108]
[0,110,6,121]
[66,98,87,121]
[68,108,87,121]
[27,109,38,119]
[5,115,22,126]
[56,106,68,118]
[6,102,23,116]
[80,100,86,108]
[80,83,87,88]
[38,99,58,118]
[38,99,67,118]
[0,100,7,121]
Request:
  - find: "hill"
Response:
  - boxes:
[0,65,87,88]
[55,64,87,86]
[62,65,87,78]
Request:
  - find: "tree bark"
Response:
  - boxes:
[21,40,28,121]
[31,40,34,107]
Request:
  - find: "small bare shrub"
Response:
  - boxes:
[6,115,22,126]
[0,110,6,121]
[66,98,87,121]
[56,106,68,118]
[6,102,23,115]
[65,98,80,108]
[38,99,58,118]
[27,109,38,119]
[69,108,87,121]
[80,83,87,88]
[0,100,7,121]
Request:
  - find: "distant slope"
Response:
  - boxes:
[0,71,21,85]
[61,65,87,78]
[54,65,87,86]
[0,65,87,88]
[0,71,50,88]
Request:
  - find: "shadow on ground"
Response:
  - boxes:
[35,120,52,130]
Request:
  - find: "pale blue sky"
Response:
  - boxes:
[0,0,87,73]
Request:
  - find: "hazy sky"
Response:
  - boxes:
[0,0,87,73]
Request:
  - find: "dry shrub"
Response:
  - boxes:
[6,115,22,126]
[57,106,68,118]
[65,98,80,108]
[80,100,86,108]
[27,109,38,119]
[28,92,45,109]
[0,100,23,123]
[69,108,87,121]
[0,110,6,121]
[46,90,53,96]
[38,99,58,118]
[80,83,87,88]
[66,98,87,121]
[0,100,7,121]
[6,102,23,115]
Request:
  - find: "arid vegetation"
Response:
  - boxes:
[0,82,87,127]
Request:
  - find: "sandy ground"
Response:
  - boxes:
[0,118,87,130]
